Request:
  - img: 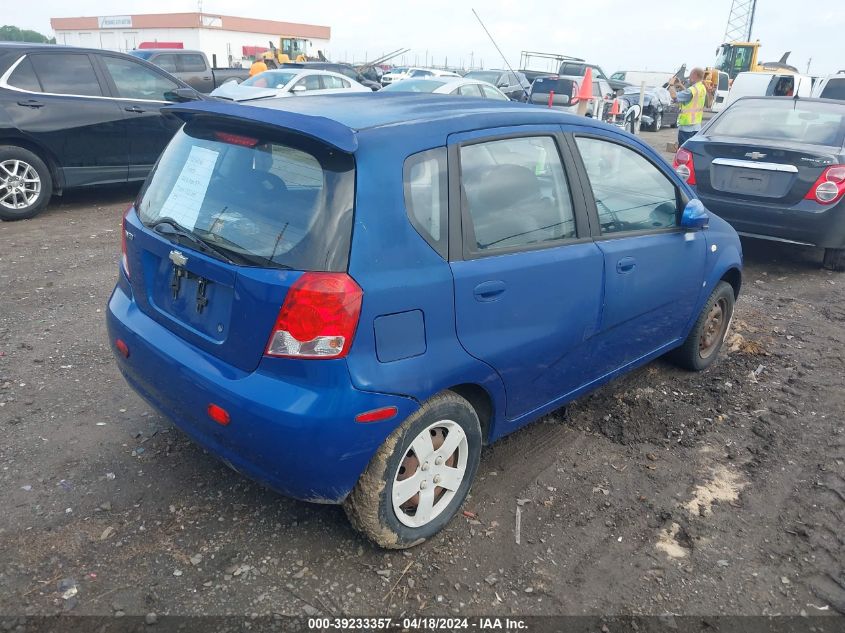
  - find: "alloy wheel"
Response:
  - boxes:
[392,420,468,528]
[0,159,41,210]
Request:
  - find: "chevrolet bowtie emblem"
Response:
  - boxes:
[745,151,767,160]
[169,250,188,267]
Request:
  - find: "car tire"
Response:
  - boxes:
[669,281,735,371]
[0,145,53,221]
[652,111,663,132]
[823,247,845,272]
[344,391,482,549]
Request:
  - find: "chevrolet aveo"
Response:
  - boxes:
[107,94,743,548]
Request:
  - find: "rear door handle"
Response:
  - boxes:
[124,105,145,113]
[17,99,44,108]
[473,280,506,302]
[616,257,637,274]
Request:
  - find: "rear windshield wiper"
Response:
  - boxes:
[193,227,292,269]
[148,218,236,264]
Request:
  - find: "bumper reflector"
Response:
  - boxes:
[207,403,231,426]
[114,339,130,358]
[355,406,398,423]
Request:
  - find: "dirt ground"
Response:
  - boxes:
[1,124,844,622]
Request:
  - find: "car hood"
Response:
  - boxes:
[210,83,286,101]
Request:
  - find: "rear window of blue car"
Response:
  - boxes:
[136,121,355,272]
[711,99,845,146]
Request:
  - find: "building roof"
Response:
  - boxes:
[166,93,610,153]
[50,13,330,39]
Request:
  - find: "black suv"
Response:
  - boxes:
[280,62,381,91]
[0,43,202,220]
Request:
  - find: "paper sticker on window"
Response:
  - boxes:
[158,146,219,229]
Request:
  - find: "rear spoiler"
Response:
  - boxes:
[164,100,359,153]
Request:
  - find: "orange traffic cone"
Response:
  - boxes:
[609,97,620,122]
[576,67,593,116]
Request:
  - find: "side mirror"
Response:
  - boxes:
[167,87,201,103]
[291,84,307,93]
[681,199,710,230]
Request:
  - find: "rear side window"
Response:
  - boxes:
[178,54,207,72]
[322,75,350,89]
[460,136,577,253]
[30,53,103,96]
[153,54,179,73]
[7,57,42,92]
[820,78,845,101]
[457,83,483,97]
[137,122,355,272]
[404,148,448,258]
[575,137,678,234]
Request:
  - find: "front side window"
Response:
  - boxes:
[153,54,178,73]
[102,56,180,101]
[30,53,103,96]
[404,148,448,258]
[575,137,679,235]
[461,136,577,252]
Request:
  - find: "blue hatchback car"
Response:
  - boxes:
[107,93,742,548]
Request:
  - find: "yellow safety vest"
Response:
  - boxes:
[678,81,706,127]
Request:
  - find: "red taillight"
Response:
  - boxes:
[213,131,259,147]
[207,403,230,426]
[805,165,845,205]
[673,148,697,185]
[121,206,132,278]
[355,406,398,423]
[265,273,363,359]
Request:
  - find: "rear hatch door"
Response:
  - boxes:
[124,115,356,372]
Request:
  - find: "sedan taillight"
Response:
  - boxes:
[805,165,845,205]
[673,148,697,185]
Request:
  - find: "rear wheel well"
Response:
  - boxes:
[446,384,493,445]
[0,137,62,194]
[721,268,742,298]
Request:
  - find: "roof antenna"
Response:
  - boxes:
[794,75,801,100]
[471,8,528,100]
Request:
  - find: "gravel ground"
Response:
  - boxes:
[0,124,843,621]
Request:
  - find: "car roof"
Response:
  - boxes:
[167,92,611,153]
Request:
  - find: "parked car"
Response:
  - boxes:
[620,85,679,131]
[557,60,628,92]
[710,71,731,113]
[381,67,459,86]
[380,77,509,100]
[811,72,845,101]
[210,69,370,101]
[462,69,530,101]
[674,97,845,271]
[128,49,249,94]
[725,71,813,107]
[0,43,202,220]
[381,66,409,85]
[107,93,742,548]
[281,61,382,91]
[611,70,674,87]
[528,76,630,126]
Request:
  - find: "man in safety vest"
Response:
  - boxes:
[249,57,268,77]
[669,68,707,147]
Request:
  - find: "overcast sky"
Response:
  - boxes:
[3,0,842,76]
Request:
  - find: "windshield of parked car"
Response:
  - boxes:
[137,121,355,271]
[241,71,298,88]
[709,99,845,146]
[381,79,448,92]
[464,71,501,84]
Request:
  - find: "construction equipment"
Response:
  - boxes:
[264,37,326,65]
[713,41,797,80]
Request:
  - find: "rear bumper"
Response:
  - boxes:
[694,191,845,249]
[106,283,419,503]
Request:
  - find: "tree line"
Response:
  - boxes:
[1,25,55,44]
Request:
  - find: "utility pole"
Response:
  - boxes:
[723,0,757,42]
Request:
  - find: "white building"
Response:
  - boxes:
[50,12,331,67]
